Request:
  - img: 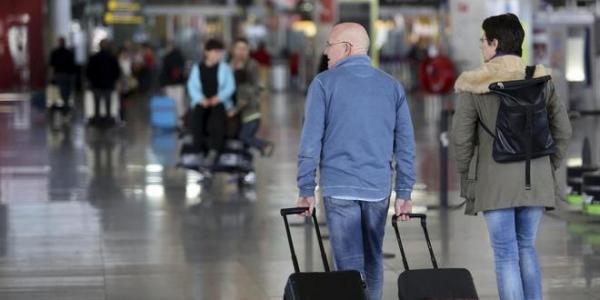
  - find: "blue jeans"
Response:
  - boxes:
[239,119,267,151]
[484,207,544,300]
[323,197,389,300]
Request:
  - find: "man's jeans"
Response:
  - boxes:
[484,207,544,300]
[323,197,389,300]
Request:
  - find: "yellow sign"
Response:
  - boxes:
[104,12,144,25]
[108,0,141,12]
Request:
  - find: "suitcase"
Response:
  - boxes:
[151,132,178,167]
[150,95,177,130]
[281,207,367,300]
[392,214,479,300]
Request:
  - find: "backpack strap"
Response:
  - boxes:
[523,64,536,190]
[525,65,536,80]
[524,106,534,190]
[478,119,495,138]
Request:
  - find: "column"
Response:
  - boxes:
[51,0,72,45]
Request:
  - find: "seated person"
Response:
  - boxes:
[186,39,236,167]
[228,84,274,157]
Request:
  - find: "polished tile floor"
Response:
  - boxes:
[0,91,599,299]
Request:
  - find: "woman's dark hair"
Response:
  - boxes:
[204,39,224,51]
[482,13,524,57]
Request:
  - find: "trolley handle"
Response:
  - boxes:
[281,207,310,216]
[281,207,330,273]
[391,213,439,271]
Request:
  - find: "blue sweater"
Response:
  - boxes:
[297,55,416,200]
[186,61,236,110]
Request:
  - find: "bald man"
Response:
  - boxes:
[296,23,416,300]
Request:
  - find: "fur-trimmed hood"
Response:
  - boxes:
[454,55,551,94]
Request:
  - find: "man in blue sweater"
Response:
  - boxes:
[296,23,416,300]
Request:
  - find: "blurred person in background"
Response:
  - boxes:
[186,39,236,168]
[49,36,75,114]
[407,37,430,92]
[140,43,156,92]
[131,43,145,92]
[251,41,271,87]
[288,51,300,90]
[160,42,187,127]
[228,38,274,156]
[116,46,138,122]
[86,39,121,126]
[117,46,138,99]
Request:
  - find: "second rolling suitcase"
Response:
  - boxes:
[150,95,177,130]
[392,214,479,300]
[281,207,367,300]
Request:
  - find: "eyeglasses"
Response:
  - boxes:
[325,41,353,49]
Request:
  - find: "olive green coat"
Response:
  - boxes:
[231,60,262,123]
[452,55,572,215]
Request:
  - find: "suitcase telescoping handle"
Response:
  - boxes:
[391,214,439,271]
[281,207,330,273]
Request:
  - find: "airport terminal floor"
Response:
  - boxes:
[0,90,599,300]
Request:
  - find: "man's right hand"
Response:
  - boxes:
[395,199,412,221]
[296,196,316,217]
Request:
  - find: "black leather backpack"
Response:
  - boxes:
[478,66,556,190]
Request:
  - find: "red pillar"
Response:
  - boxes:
[0,0,44,91]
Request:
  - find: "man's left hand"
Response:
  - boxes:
[296,196,316,217]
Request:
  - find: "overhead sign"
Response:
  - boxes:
[107,0,140,11]
[104,0,144,25]
[104,12,144,25]
[379,0,442,6]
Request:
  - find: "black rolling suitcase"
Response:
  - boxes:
[392,214,479,300]
[281,207,367,300]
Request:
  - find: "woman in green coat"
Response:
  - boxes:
[452,13,571,300]
[228,38,274,156]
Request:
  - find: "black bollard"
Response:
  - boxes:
[582,137,592,167]
[439,108,449,208]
